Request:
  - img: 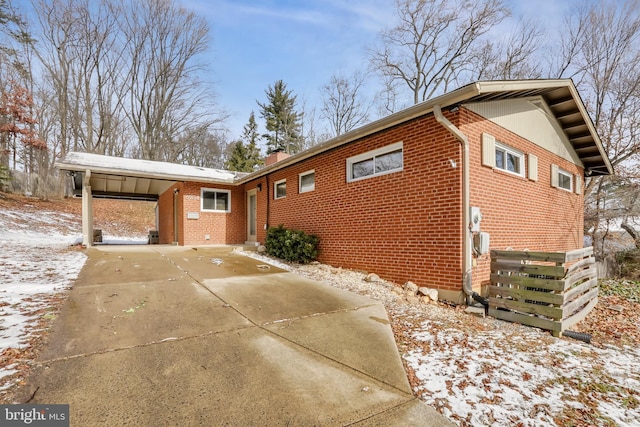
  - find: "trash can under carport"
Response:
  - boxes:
[148,230,159,244]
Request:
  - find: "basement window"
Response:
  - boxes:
[347,142,403,182]
[274,179,286,199]
[201,188,231,212]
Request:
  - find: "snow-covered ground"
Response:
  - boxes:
[241,250,640,427]
[1,204,638,425]
[0,201,153,395]
[0,207,87,390]
[400,313,640,426]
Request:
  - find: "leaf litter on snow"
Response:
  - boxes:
[391,304,640,427]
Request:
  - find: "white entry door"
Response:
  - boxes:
[247,189,257,243]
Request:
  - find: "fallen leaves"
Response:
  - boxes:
[387,295,639,426]
[571,294,640,347]
[0,291,68,404]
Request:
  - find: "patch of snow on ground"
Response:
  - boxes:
[239,250,640,427]
[0,208,86,385]
[402,317,640,426]
[101,236,149,245]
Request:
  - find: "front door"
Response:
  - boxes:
[247,189,257,244]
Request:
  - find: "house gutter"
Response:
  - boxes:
[433,104,475,305]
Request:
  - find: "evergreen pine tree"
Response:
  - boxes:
[243,111,264,170]
[224,140,249,172]
[224,112,263,172]
[256,80,302,154]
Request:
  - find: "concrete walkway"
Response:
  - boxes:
[19,246,453,426]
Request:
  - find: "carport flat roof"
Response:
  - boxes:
[56,152,248,200]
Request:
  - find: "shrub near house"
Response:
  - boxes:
[265,225,319,264]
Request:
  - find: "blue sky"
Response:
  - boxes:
[184,0,575,141]
[186,0,395,140]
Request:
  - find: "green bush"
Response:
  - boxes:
[265,225,319,264]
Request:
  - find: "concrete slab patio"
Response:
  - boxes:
[18,246,453,426]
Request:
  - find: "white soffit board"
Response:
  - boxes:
[465,98,583,166]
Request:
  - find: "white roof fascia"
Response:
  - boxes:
[237,79,612,181]
[236,83,482,184]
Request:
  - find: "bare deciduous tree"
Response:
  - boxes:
[320,71,371,137]
[118,0,217,161]
[368,0,509,107]
[472,18,544,80]
[553,0,640,257]
[298,99,331,150]
[173,126,228,169]
[32,0,224,169]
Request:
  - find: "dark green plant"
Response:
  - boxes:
[224,112,263,172]
[257,80,303,155]
[0,165,10,190]
[265,225,319,264]
[599,279,640,303]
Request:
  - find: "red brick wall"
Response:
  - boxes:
[158,105,585,300]
[178,182,245,245]
[247,114,465,293]
[460,107,584,291]
[158,183,182,244]
[265,151,291,166]
[158,182,245,245]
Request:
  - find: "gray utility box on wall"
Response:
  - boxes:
[473,232,490,255]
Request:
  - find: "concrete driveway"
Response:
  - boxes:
[18,246,452,426]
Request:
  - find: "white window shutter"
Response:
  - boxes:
[574,174,582,194]
[482,133,496,168]
[550,164,559,188]
[528,154,538,181]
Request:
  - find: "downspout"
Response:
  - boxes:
[266,175,270,231]
[433,105,478,305]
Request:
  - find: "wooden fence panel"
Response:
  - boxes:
[489,247,598,336]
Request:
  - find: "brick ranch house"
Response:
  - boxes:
[57,79,612,303]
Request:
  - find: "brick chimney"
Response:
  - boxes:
[265,150,290,166]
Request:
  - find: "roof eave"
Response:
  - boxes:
[565,84,613,175]
[236,83,482,184]
[474,80,612,175]
[238,79,612,181]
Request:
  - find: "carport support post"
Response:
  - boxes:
[82,169,94,247]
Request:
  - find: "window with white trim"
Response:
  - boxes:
[299,170,315,193]
[346,142,403,182]
[274,179,286,199]
[551,164,573,191]
[495,142,524,176]
[201,188,231,212]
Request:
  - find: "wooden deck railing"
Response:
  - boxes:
[488,247,598,337]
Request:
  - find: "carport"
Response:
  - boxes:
[56,152,244,246]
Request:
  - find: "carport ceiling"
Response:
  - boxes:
[69,172,174,201]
